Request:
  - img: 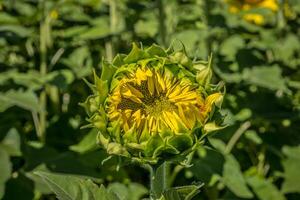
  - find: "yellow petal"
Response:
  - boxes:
[147,75,155,95]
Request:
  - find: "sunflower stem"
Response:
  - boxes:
[203,0,212,57]
[106,0,118,61]
[38,0,49,142]
[149,162,168,199]
[157,0,167,47]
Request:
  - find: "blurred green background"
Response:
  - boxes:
[1,0,300,199]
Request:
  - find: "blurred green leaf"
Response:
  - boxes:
[62,47,92,78]
[0,148,11,199]
[247,176,286,200]
[134,11,158,37]
[281,146,300,194]
[108,182,148,200]
[0,25,32,37]
[163,184,203,200]
[0,128,21,156]
[0,89,41,112]
[220,36,245,60]
[242,65,288,92]
[245,130,262,144]
[35,171,121,200]
[0,13,19,24]
[2,173,34,200]
[222,155,253,198]
[46,69,75,90]
[70,129,98,153]
[78,18,111,40]
[191,147,224,184]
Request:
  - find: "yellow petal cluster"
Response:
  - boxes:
[107,66,220,140]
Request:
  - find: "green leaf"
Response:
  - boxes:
[4,70,44,90]
[220,36,245,60]
[46,69,75,90]
[242,65,288,92]
[150,162,168,199]
[35,171,120,200]
[134,11,158,38]
[172,30,202,57]
[62,47,92,78]
[191,147,224,184]
[0,25,32,37]
[222,155,253,198]
[108,182,148,200]
[247,176,286,200]
[0,89,41,112]
[208,138,226,153]
[281,145,300,193]
[69,129,98,154]
[0,148,11,199]
[0,128,21,156]
[2,172,34,200]
[0,13,19,24]
[245,130,262,144]
[163,184,204,200]
[77,18,111,40]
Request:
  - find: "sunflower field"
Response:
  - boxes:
[1,0,300,199]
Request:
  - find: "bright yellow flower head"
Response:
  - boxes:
[227,0,279,25]
[108,67,206,136]
[82,43,225,164]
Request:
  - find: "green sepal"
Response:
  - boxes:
[107,119,122,143]
[146,44,167,57]
[203,121,226,134]
[125,142,145,151]
[100,59,117,85]
[82,77,94,89]
[123,124,138,143]
[139,123,152,143]
[87,111,106,131]
[144,134,164,157]
[124,43,149,64]
[195,54,213,87]
[169,51,193,69]
[97,131,110,148]
[79,95,101,116]
[167,134,194,153]
[107,142,130,157]
[93,70,109,104]
[137,58,158,68]
[112,54,126,67]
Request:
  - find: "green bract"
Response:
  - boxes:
[81,43,224,164]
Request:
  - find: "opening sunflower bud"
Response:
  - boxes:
[82,43,225,164]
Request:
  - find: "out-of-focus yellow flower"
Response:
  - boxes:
[283,0,296,20]
[226,0,279,25]
[50,10,58,20]
[243,13,265,25]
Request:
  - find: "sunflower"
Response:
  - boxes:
[82,43,224,164]
[227,0,279,25]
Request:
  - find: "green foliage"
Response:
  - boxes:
[222,155,253,198]
[35,171,121,200]
[1,0,300,199]
[281,146,300,194]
